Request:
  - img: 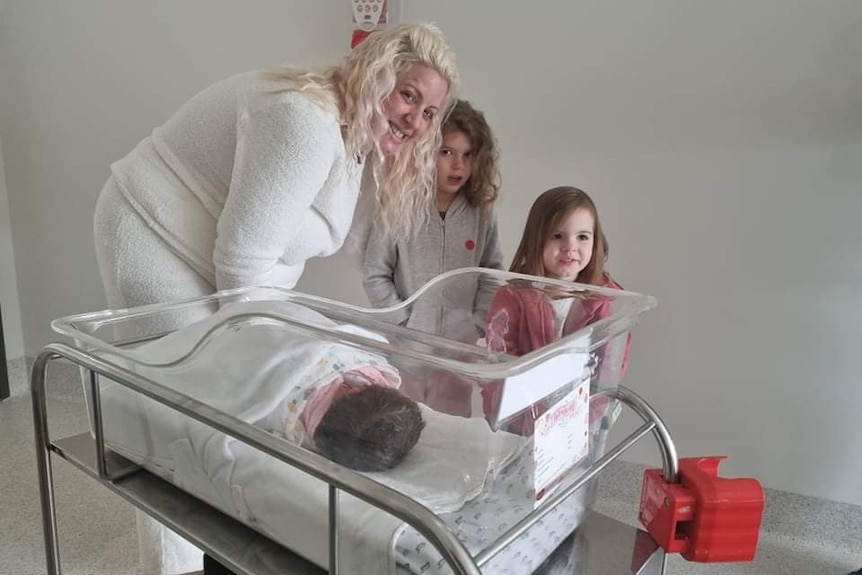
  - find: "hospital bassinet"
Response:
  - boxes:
[32,268,675,575]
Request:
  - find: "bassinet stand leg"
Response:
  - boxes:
[329,485,339,575]
[0,303,9,401]
[31,349,63,574]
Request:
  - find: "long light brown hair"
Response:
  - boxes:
[509,186,609,285]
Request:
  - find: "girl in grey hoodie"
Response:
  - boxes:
[362,100,505,343]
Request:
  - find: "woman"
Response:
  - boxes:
[92,23,458,575]
[94,23,457,313]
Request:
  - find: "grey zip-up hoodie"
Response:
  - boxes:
[362,193,505,342]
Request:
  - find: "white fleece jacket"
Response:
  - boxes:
[110,71,363,291]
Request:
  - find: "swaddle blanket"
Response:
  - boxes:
[101,300,525,516]
[368,405,524,512]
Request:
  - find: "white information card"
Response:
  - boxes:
[533,379,590,501]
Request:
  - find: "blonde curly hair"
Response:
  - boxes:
[268,23,459,237]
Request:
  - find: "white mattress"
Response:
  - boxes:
[102,392,595,575]
[95,301,598,574]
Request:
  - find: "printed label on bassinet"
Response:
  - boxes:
[533,380,590,500]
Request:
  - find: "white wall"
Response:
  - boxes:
[0,4,24,359]
[2,0,861,506]
[0,136,25,359]
[307,0,862,507]
[0,0,354,353]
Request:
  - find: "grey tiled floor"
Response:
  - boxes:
[1,392,139,574]
[2,382,859,574]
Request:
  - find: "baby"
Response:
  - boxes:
[117,297,428,473]
[276,355,426,472]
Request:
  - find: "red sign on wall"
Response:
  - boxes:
[350,0,389,48]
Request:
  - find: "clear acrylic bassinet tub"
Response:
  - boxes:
[51,267,656,574]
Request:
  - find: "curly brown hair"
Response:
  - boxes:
[313,385,425,472]
[442,100,501,209]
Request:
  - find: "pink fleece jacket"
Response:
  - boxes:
[482,274,632,432]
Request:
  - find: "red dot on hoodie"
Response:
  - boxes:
[465,239,476,250]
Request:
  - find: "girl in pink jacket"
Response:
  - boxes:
[483,186,631,433]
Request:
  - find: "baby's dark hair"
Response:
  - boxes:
[313,385,425,472]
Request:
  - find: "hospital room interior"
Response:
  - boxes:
[0,1,860,574]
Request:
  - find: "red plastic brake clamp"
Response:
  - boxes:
[638,456,765,562]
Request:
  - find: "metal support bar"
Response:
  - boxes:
[31,350,63,575]
[614,386,679,483]
[329,485,339,575]
[0,303,9,401]
[88,369,110,479]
